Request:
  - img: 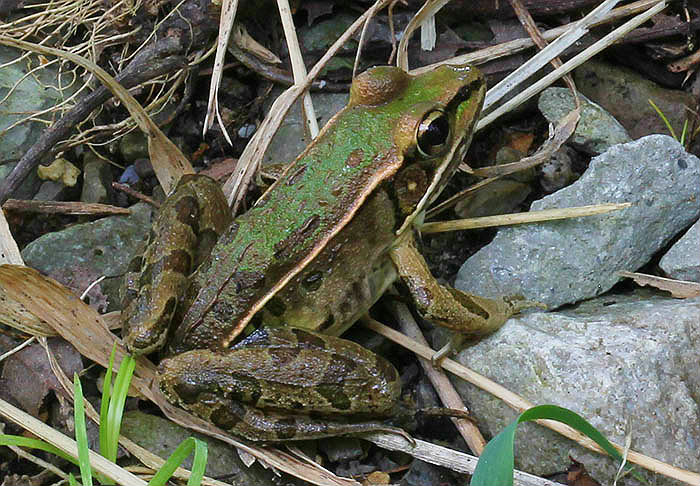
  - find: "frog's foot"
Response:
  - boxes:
[390,236,544,337]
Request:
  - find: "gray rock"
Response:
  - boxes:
[539,146,579,193]
[538,87,631,154]
[0,46,77,164]
[456,135,700,309]
[660,219,700,282]
[81,152,113,204]
[574,60,695,140]
[0,47,78,198]
[121,411,275,485]
[33,181,67,202]
[452,293,700,486]
[264,91,348,166]
[118,131,149,164]
[22,203,153,312]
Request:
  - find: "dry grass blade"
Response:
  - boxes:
[411,0,667,75]
[396,0,450,70]
[421,203,631,234]
[365,433,561,486]
[363,318,700,485]
[619,271,700,298]
[0,37,193,195]
[0,208,22,266]
[477,0,668,129]
[277,0,319,137]
[483,0,618,111]
[373,301,487,455]
[0,397,147,486]
[0,265,155,397]
[203,0,240,144]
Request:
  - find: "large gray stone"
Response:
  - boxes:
[22,203,152,312]
[456,135,700,309]
[659,219,700,283]
[452,293,700,485]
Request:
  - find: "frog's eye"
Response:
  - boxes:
[416,109,450,157]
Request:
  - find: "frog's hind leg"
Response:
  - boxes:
[389,234,541,361]
[121,174,231,355]
[157,327,406,442]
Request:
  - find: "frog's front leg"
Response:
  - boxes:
[389,234,537,361]
[158,327,406,442]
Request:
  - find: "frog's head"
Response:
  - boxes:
[349,64,485,234]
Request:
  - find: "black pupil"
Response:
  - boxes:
[422,115,449,147]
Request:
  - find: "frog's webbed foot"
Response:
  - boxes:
[389,235,544,365]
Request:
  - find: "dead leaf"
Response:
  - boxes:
[0,338,82,416]
[619,271,700,298]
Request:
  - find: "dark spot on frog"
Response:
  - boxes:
[227,373,263,404]
[196,229,220,265]
[165,249,194,274]
[286,164,307,186]
[170,379,202,405]
[213,300,236,323]
[265,297,287,317]
[269,347,298,367]
[292,328,326,350]
[231,270,266,293]
[273,214,321,259]
[316,384,351,411]
[210,405,241,430]
[345,148,364,168]
[174,195,200,231]
[302,271,323,292]
[319,314,335,331]
[127,255,143,273]
[678,158,687,169]
[331,185,343,198]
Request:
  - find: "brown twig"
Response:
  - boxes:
[112,183,161,208]
[2,199,130,216]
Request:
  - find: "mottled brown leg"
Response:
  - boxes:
[389,234,541,362]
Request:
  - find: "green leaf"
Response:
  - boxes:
[73,373,93,486]
[470,405,635,486]
[147,437,208,486]
[0,435,75,464]
[104,353,135,463]
[99,344,116,459]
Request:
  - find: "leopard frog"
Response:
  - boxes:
[122,64,523,441]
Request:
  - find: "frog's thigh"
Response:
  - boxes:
[389,236,526,336]
[158,328,401,440]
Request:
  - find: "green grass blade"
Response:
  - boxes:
[73,373,93,486]
[680,118,688,146]
[104,354,135,462]
[147,437,208,486]
[648,99,677,140]
[0,435,76,464]
[99,344,117,458]
[68,472,80,486]
[471,405,638,486]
